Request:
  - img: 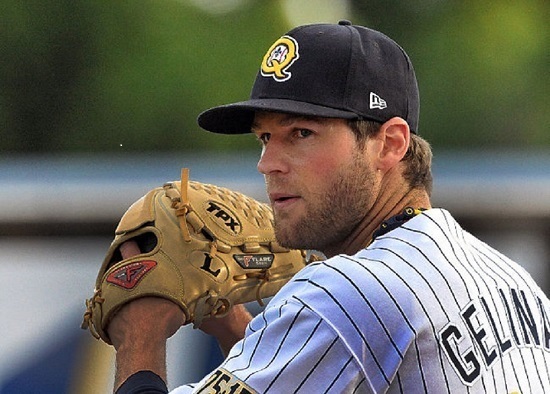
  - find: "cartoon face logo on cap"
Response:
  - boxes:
[261,36,299,82]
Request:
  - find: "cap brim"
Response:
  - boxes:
[197,99,360,134]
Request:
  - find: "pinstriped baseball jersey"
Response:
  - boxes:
[171,208,550,393]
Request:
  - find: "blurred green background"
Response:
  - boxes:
[0,0,548,154]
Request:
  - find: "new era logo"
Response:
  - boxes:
[370,92,387,109]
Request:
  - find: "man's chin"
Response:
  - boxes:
[274,224,316,251]
[274,228,295,249]
[273,221,300,250]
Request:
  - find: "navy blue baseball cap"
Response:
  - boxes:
[198,20,420,134]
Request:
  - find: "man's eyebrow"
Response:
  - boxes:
[251,114,328,131]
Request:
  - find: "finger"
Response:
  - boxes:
[119,240,141,259]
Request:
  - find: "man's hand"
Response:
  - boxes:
[199,304,252,357]
[108,241,186,350]
[108,241,185,391]
[108,296,185,351]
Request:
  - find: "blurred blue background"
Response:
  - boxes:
[0,0,548,393]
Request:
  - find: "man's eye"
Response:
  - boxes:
[258,133,271,143]
[297,129,313,138]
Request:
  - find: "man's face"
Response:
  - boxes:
[252,111,380,254]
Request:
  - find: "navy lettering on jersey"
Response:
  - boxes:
[440,288,550,385]
[512,288,540,346]
[537,296,550,350]
[462,302,498,367]
[480,295,513,355]
[440,322,481,384]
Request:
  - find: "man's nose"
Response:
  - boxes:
[257,142,289,175]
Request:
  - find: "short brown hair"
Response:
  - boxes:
[348,119,433,195]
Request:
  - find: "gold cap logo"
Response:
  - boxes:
[261,36,299,82]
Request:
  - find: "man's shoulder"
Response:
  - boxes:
[288,209,462,301]
[283,251,411,307]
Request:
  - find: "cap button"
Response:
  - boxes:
[338,20,352,26]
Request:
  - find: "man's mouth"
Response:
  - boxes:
[269,193,300,207]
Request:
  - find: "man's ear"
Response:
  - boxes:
[375,117,410,171]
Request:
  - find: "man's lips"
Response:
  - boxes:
[269,192,301,207]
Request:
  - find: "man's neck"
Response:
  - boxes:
[323,187,431,258]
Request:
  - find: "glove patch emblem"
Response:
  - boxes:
[234,254,274,269]
[107,260,157,289]
[206,201,241,235]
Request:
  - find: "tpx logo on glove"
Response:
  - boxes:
[206,201,241,234]
[107,260,157,289]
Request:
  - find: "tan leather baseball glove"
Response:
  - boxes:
[81,168,308,344]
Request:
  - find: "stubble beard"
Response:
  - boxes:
[272,156,377,253]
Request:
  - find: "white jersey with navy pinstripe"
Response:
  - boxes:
[172,208,550,393]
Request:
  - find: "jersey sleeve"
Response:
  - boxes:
[179,296,372,393]
[229,299,372,393]
[252,258,420,393]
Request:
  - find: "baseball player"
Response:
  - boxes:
[106,21,550,393]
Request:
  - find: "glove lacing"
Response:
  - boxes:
[193,289,231,329]
[81,289,104,340]
[164,168,193,243]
